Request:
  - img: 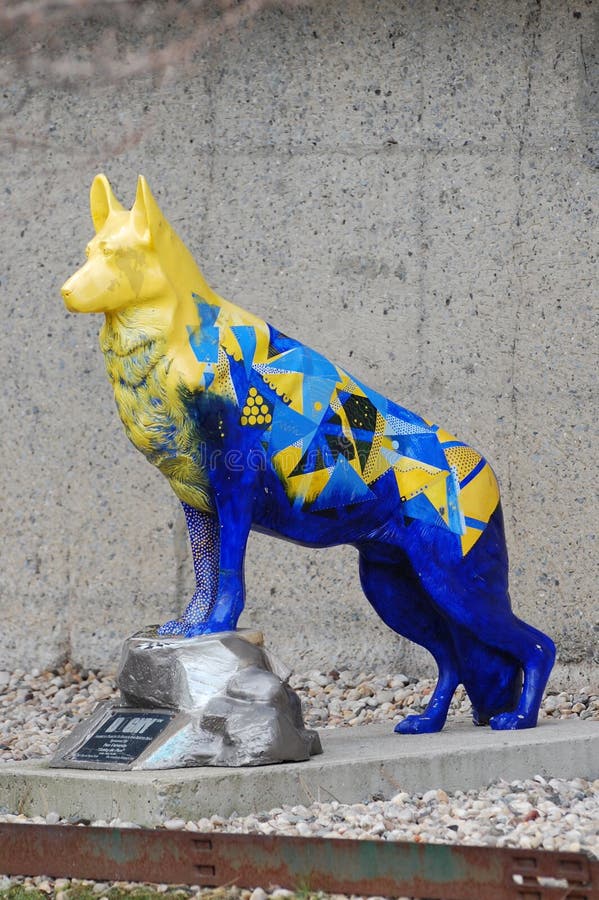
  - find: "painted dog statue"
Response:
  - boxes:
[61,174,555,733]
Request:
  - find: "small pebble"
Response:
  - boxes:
[164,818,187,830]
[250,888,268,900]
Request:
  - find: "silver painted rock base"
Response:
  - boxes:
[50,628,322,769]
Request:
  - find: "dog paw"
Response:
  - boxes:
[394,714,444,734]
[489,711,536,730]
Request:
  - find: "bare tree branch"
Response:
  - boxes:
[0,0,309,85]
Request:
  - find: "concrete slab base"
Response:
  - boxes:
[0,719,597,827]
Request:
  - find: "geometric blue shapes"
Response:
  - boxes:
[269,403,317,456]
[395,432,449,472]
[384,414,432,437]
[275,345,338,381]
[231,325,257,378]
[309,455,375,511]
[446,469,466,536]
[302,376,336,426]
[188,299,220,365]
[403,490,449,531]
[464,516,487,531]
[192,294,220,328]
[227,354,251,405]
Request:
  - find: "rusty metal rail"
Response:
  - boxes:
[1,823,597,899]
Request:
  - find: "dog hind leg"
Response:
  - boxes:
[451,628,522,725]
[358,551,460,734]
[406,505,555,730]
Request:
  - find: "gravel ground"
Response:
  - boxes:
[1,663,597,761]
[1,662,598,897]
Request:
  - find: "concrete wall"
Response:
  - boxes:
[0,1,597,682]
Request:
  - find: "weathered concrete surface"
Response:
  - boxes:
[0,2,597,679]
[0,719,597,827]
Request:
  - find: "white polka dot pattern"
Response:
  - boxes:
[158,503,220,635]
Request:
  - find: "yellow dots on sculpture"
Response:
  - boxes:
[314,401,322,411]
[240,388,271,428]
[246,389,265,405]
[444,445,481,481]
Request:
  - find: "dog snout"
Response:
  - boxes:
[61,276,78,310]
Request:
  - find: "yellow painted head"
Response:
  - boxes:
[61,174,210,316]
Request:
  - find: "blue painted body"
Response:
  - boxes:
[158,314,555,733]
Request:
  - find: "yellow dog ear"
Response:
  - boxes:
[132,175,165,246]
[90,174,124,233]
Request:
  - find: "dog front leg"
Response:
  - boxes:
[200,487,253,634]
[158,502,220,636]
[158,490,252,638]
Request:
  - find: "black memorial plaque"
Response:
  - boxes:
[70,710,175,765]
